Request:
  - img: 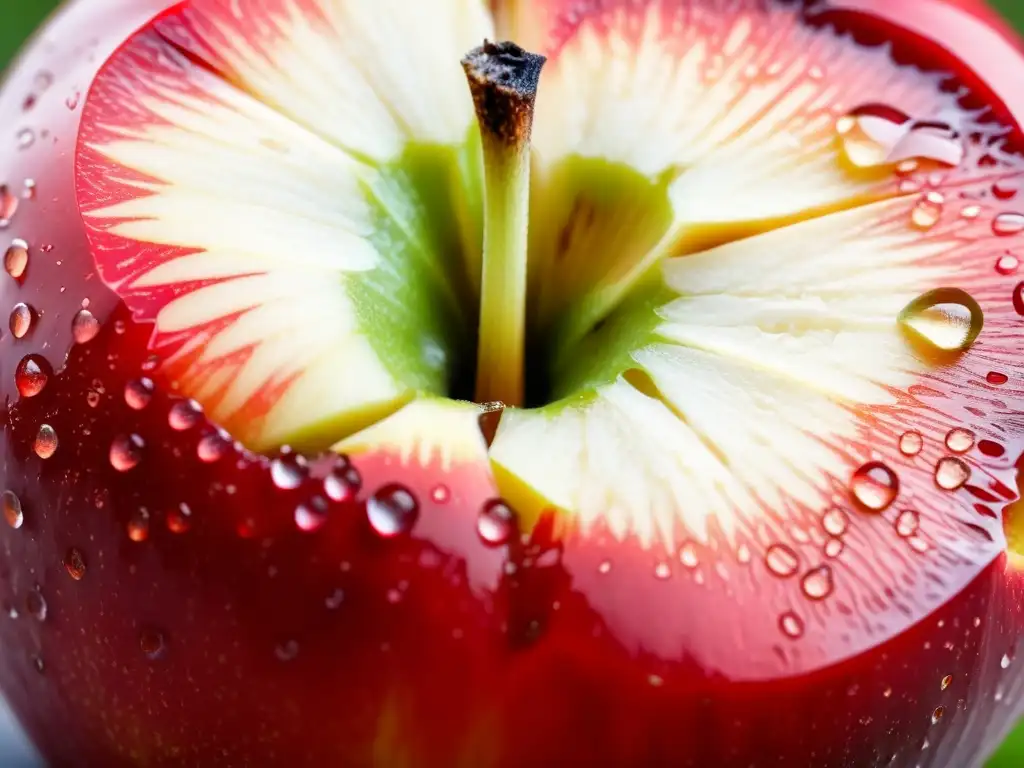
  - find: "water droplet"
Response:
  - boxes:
[941,674,953,691]
[978,439,1005,457]
[324,461,361,502]
[16,129,35,150]
[15,355,49,397]
[899,431,924,456]
[430,485,450,504]
[908,535,930,553]
[945,427,975,453]
[654,562,672,580]
[166,503,192,534]
[895,510,920,538]
[139,628,166,659]
[931,706,945,724]
[65,91,80,111]
[8,303,32,338]
[62,547,86,580]
[899,288,983,359]
[911,192,944,230]
[889,120,964,167]
[124,378,154,410]
[779,611,804,639]
[1001,653,1012,669]
[765,544,799,577]
[994,179,1019,200]
[801,565,834,600]
[478,499,515,546]
[294,496,329,532]
[325,588,345,609]
[109,433,144,472]
[196,431,228,463]
[822,507,849,536]
[168,400,202,431]
[127,509,150,542]
[366,484,419,538]
[988,371,1009,385]
[993,212,1024,236]
[679,541,699,568]
[2,491,23,529]
[825,538,844,558]
[0,189,19,225]
[270,452,307,490]
[835,104,910,168]
[4,239,27,280]
[851,461,899,512]
[598,560,612,575]
[25,589,46,621]
[935,456,970,491]
[275,640,299,662]
[71,309,100,344]
[997,254,1019,275]
[33,424,57,459]
[961,204,982,220]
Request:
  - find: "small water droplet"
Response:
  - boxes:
[598,560,612,575]
[908,535,930,553]
[15,355,49,397]
[33,424,57,459]
[654,562,671,580]
[935,456,970,491]
[801,565,834,600]
[679,541,699,568]
[851,461,899,512]
[166,503,192,534]
[961,204,982,220]
[825,538,844,558]
[899,431,924,456]
[2,490,23,529]
[931,706,945,724]
[366,484,419,538]
[898,288,983,359]
[478,499,515,546]
[835,104,910,168]
[109,433,144,472]
[139,628,166,659]
[124,378,154,410]
[325,588,345,610]
[65,90,81,110]
[196,431,228,463]
[25,589,46,621]
[895,510,920,538]
[324,461,361,502]
[911,192,944,230]
[4,239,27,280]
[997,254,1019,275]
[70,309,100,344]
[779,611,804,639]
[16,129,35,150]
[275,640,299,662]
[1001,653,1012,669]
[993,212,1024,236]
[8,303,32,338]
[987,371,1009,385]
[168,399,202,431]
[271,452,306,490]
[294,496,329,532]
[941,674,953,691]
[945,427,975,453]
[822,507,849,536]
[765,544,799,577]
[430,484,450,504]
[62,547,86,580]
[127,509,150,542]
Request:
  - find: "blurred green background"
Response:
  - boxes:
[1,0,1023,765]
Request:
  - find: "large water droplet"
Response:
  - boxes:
[33,424,57,459]
[294,496,329,533]
[765,544,799,577]
[899,288,983,359]
[899,431,924,456]
[71,309,100,344]
[822,507,849,536]
[140,628,166,660]
[271,452,307,490]
[63,547,86,581]
[323,461,361,502]
[851,462,899,512]
[109,433,144,472]
[366,484,419,538]
[124,378,154,410]
[835,104,910,168]
[168,400,202,431]
[779,611,804,639]
[2,490,23,529]
[993,212,1024,236]
[801,565,834,600]
[477,499,516,547]
[8,302,32,338]
[4,239,27,280]
[945,427,975,453]
[196,431,228,463]
[15,355,48,397]
[935,456,970,490]
[895,509,920,538]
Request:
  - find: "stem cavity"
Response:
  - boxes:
[462,41,545,407]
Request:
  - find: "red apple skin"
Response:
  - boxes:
[0,1,1023,767]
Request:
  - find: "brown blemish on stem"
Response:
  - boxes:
[461,41,546,148]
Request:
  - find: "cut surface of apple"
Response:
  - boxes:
[73,0,1024,678]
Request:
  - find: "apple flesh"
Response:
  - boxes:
[0,0,1024,766]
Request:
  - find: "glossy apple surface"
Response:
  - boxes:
[0,1,1023,766]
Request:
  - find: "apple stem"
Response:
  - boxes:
[462,41,545,408]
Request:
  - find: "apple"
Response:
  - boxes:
[1,0,1024,765]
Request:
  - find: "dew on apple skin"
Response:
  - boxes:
[935,456,970,490]
[800,565,834,600]
[477,499,516,547]
[324,588,344,610]
[15,129,35,150]
[996,253,1019,275]
[993,179,1019,200]
[8,303,33,339]
[15,355,49,397]
[71,308,100,344]
[323,461,361,502]
[679,541,699,568]
[197,430,229,463]
[4,239,28,280]
[294,496,329,533]
[270,452,307,490]
[945,427,975,453]
[168,399,202,431]
[779,611,804,639]
[275,640,299,662]
[895,509,920,538]
[765,543,799,577]
[139,628,166,660]
[992,212,1024,236]
[899,430,924,456]
[366,484,419,539]
[1001,653,1012,669]
[850,461,899,512]
[941,674,953,691]
[124,378,154,410]
[931,706,945,725]
[654,562,671,580]
[62,547,86,581]
[2,490,23,529]
[25,589,46,621]
[822,507,849,536]
[911,192,944,230]
[33,424,57,459]
[898,288,983,358]
[127,509,150,542]
[166,503,192,534]
[824,538,844,558]
[109,433,144,472]
[430,484,450,504]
